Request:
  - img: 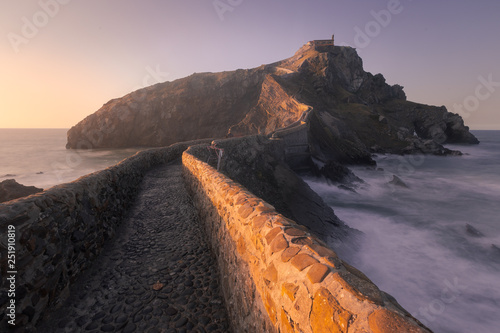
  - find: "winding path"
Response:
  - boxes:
[36,161,231,333]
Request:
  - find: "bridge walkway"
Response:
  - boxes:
[36,160,231,333]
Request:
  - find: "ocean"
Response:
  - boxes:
[0,129,143,190]
[1,129,499,332]
[305,130,500,333]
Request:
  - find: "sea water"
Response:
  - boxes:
[0,129,143,190]
[305,130,500,333]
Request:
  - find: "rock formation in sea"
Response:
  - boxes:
[0,179,43,203]
[66,42,479,166]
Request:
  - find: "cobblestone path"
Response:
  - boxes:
[36,161,231,333]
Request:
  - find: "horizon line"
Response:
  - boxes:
[1,127,500,131]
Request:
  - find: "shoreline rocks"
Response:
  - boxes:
[0,179,43,203]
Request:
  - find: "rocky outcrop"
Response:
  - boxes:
[311,160,363,185]
[228,75,310,136]
[66,70,264,148]
[465,223,484,237]
[67,42,478,166]
[387,175,409,189]
[0,179,43,203]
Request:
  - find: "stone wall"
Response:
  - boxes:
[183,145,431,333]
[270,108,312,172]
[271,123,310,172]
[0,139,211,330]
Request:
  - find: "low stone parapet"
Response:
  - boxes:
[0,139,211,330]
[183,145,431,333]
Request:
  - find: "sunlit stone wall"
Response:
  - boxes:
[183,145,430,333]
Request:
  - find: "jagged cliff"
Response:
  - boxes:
[67,43,478,163]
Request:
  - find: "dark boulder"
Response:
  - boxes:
[465,224,484,238]
[0,179,43,203]
[311,160,363,185]
[387,175,409,188]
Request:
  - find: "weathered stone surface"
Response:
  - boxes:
[281,283,299,302]
[264,292,277,325]
[281,246,301,262]
[291,237,314,246]
[263,263,278,284]
[342,261,375,285]
[311,288,351,333]
[266,227,282,244]
[273,216,294,227]
[255,204,275,214]
[332,271,383,305]
[236,195,249,205]
[280,308,295,333]
[284,227,306,237]
[369,309,427,333]
[253,215,270,230]
[270,234,289,254]
[307,263,330,284]
[237,235,247,256]
[238,204,255,219]
[291,253,318,271]
[307,243,338,259]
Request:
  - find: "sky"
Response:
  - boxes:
[1,0,499,129]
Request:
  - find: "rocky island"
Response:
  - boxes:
[66,39,478,166]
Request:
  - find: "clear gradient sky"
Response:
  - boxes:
[1,0,499,129]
